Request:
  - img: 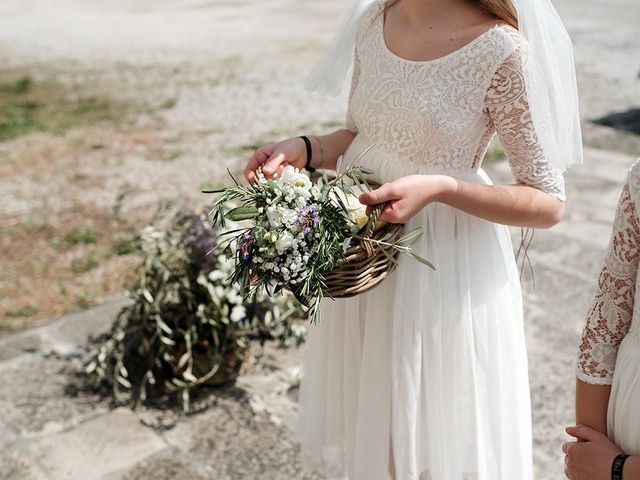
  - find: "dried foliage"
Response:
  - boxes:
[85,208,306,411]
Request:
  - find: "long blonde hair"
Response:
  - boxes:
[477,0,517,28]
[384,0,518,29]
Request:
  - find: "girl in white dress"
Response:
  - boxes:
[562,161,640,479]
[244,0,582,478]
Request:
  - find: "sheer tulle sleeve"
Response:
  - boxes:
[345,48,361,134]
[484,48,566,201]
[576,178,640,384]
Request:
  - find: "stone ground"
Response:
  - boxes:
[1,0,639,479]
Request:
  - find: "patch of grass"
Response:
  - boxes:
[0,76,33,95]
[159,98,177,110]
[222,136,272,157]
[0,76,126,142]
[7,304,39,318]
[75,291,96,309]
[70,249,102,273]
[3,216,49,236]
[58,281,69,298]
[53,226,97,250]
[70,172,89,182]
[106,156,124,167]
[484,146,505,164]
[112,233,140,255]
[151,146,182,162]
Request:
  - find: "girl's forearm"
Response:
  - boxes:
[437,178,564,228]
[310,129,356,171]
[575,379,611,436]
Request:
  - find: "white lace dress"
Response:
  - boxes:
[576,160,640,456]
[297,4,565,479]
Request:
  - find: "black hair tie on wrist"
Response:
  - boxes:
[612,454,630,480]
[299,135,315,173]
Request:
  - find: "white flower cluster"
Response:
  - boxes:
[247,166,321,286]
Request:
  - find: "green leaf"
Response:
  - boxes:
[409,252,436,270]
[378,244,400,267]
[225,206,259,221]
[397,227,424,245]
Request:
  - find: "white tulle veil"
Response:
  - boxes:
[303,0,583,171]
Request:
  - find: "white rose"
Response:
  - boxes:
[266,205,281,228]
[276,231,295,253]
[330,187,369,233]
[277,166,313,199]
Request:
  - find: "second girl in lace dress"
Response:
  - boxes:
[562,161,640,479]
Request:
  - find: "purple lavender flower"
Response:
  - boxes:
[239,232,254,261]
[298,204,320,234]
[183,215,218,272]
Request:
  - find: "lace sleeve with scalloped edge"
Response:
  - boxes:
[576,180,640,384]
[484,48,566,201]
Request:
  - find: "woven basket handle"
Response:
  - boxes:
[360,202,386,256]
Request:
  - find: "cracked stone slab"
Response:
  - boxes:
[0,450,46,480]
[104,452,209,480]
[162,387,323,480]
[0,296,130,360]
[0,353,108,436]
[18,408,168,480]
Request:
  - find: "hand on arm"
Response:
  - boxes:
[562,425,624,480]
[357,173,563,228]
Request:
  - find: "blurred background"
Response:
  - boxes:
[0,0,638,479]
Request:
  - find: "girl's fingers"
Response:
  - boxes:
[359,183,398,206]
[262,151,288,177]
[566,425,602,442]
[244,144,276,182]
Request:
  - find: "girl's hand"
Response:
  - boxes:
[562,425,624,479]
[244,137,307,183]
[358,175,457,224]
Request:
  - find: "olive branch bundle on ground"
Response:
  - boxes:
[85,209,306,412]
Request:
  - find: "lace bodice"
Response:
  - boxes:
[345,2,565,200]
[577,161,640,384]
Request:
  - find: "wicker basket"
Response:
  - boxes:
[324,201,404,298]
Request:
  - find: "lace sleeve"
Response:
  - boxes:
[484,49,566,201]
[576,180,640,384]
[345,46,361,134]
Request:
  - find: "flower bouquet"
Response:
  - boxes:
[206,148,434,322]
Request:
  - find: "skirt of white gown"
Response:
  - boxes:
[296,135,534,480]
[608,331,640,455]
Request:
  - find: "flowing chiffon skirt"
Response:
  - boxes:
[608,331,640,455]
[296,135,534,480]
